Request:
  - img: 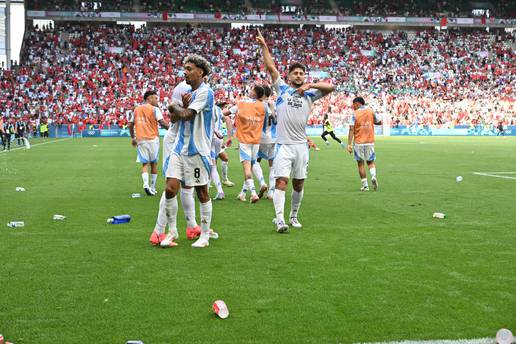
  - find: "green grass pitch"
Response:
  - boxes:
[1,136,515,344]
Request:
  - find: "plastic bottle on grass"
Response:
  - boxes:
[7,221,25,228]
[107,215,131,224]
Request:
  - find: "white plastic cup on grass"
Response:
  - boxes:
[456,176,463,182]
[213,300,229,319]
[496,329,514,344]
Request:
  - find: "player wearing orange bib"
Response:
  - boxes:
[223,85,268,203]
[129,90,169,196]
[347,97,382,191]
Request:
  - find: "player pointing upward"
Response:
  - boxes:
[256,29,335,233]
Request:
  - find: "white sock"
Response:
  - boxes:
[151,174,157,189]
[164,196,178,232]
[273,189,286,224]
[142,172,149,188]
[155,192,167,234]
[221,161,229,181]
[199,200,212,235]
[246,178,257,196]
[241,181,248,195]
[252,163,266,187]
[290,190,304,219]
[268,170,275,193]
[181,188,197,228]
[370,167,377,179]
[361,178,368,187]
[211,165,224,194]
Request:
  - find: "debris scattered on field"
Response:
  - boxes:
[131,193,141,198]
[7,221,25,228]
[15,187,25,192]
[433,212,446,219]
[213,300,229,319]
[53,214,66,220]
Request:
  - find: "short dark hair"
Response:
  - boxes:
[353,97,365,105]
[263,85,272,97]
[288,62,306,74]
[143,90,157,100]
[253,85,265,99]
[217,101,228,108]
[184,54,212,77]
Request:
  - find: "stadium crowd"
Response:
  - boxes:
[0,24,514,135]
[26,0,516,18]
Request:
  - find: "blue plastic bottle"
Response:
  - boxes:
[107,215,131,224]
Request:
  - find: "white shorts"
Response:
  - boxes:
[354,143,375,162]
[239,143,260,163]
[165,153,211,187]
[273,143,309,180]
[136,139,159,164]
[258,143,275,161]
[211,137,225,160]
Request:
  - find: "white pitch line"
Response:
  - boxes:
[475,172,516,174]
[0,138,71,154]
[355,337,495,344]
[473,172,516,180]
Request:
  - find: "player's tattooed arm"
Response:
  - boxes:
[168,93,196,122]
[168,104,197,123]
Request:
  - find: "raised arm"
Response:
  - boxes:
[256,29,279,83]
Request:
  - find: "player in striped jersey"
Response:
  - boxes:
[151,55,215,248]
[155,81,203,244]
[252,85,277,200]
[209,103,234,200]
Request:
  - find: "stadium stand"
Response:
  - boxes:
[0,23,514,133]
[25,0,516,18]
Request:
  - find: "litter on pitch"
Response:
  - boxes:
[126,341,144,344]
[53,214,66,220]
[456,176,463,182]
[15,187,25,192]
[131,193,141,198]
[213,300,229,319]
[496,328,514,344]
[107,215,131,224]
[433,212,446,219]
[7,221,25,228]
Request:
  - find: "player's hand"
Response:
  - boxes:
[131,138,137,148]
[296,83,312,95]
[347,144,353,154]
[256,29,267,47]
[181,93,192,108]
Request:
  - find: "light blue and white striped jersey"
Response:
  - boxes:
[212,105,224,140]
[261,101,276,144]
[173,82,215,158]
[273,78,323,145]
[164,81,191,149]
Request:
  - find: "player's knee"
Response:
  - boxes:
[275,178,288,190]
[195,186,210,202]
[292,179,304,192]
[165,183,178,198]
